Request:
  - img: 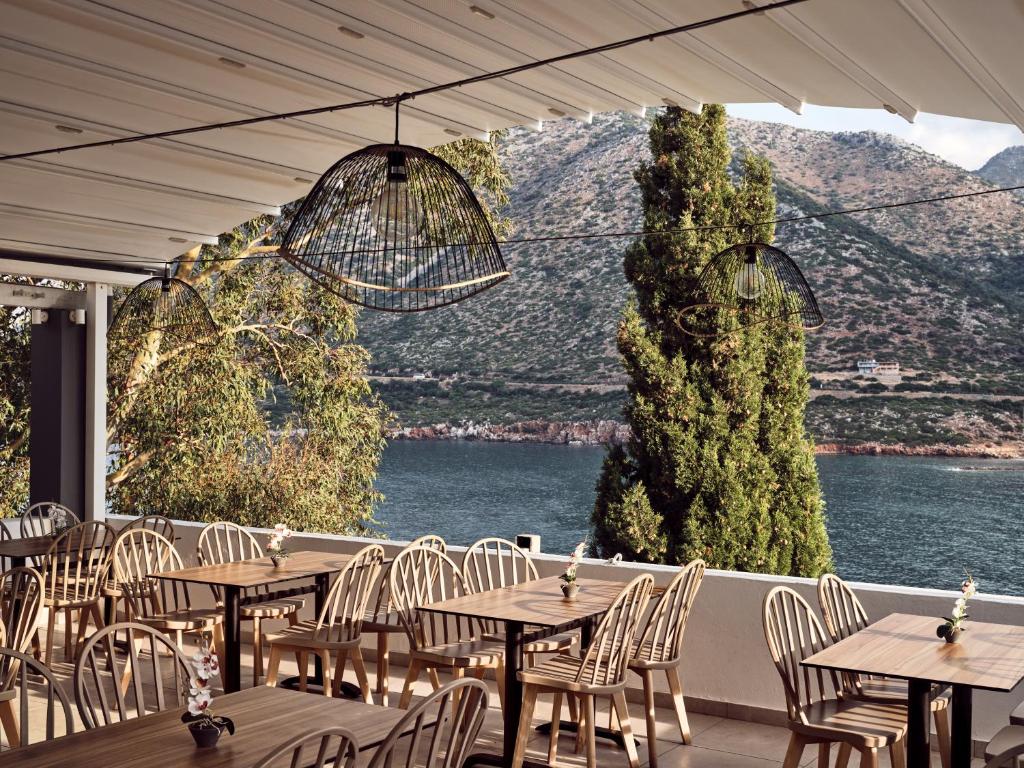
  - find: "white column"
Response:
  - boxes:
[84,283,108,521]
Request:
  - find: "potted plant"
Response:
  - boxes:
[267,523,293,568]
[560,540,587,601]
[49,505,72,538]
[181,638,234,748]
[936,571,978,644]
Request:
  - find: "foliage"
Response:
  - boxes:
[1,135,512,531]
[590,105,832,577]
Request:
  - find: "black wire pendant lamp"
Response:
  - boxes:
[677,241,824,337]
[108,264,218,349]
[280,98,510,312]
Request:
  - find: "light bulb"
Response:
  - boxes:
[371,150,424,246]
[734,251,765,300]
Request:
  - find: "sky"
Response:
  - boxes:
[726,103,1024,172]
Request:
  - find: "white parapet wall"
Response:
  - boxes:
[42,516,1024,754]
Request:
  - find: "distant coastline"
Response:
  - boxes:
[389,419,1022,459]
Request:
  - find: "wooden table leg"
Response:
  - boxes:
[950,685,972,768]
[222,585,241,694]
[906,679,932,768]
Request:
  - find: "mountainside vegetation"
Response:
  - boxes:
[358,110,1024,455]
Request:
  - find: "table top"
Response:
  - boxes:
[418,575,627,627]
[148,550,351,588]
[803,612,1024,692]
[0,534,58,558]
[4,685,406,768]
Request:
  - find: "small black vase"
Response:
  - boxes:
[188,721,224,748]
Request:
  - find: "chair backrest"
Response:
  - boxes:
[762,586,841,723]
[21,501,79,538]
[312,545,385,643]
[42,521,115,604]
[124,514,176,541]
[197,520,266,601]
[575,575,653,687]
[633,559,705,665]
[0,648,75,747]
[986,743,1024,768]
[367,678,488,768]
[462,537,538,635]
[0,567,43,657]
[112,529,192,619]
[253,727,359,768]
[74,621,193,729]
[817,573,871,642]
[365,537,447,627]
[0,523,11,570]
[389,547,477,651]
[409,534,447,553]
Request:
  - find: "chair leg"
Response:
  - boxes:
[889,739,907,768]
[64,607,74,659]
[575,695,586,754]
[782,734,808,768]
[297,651,309,692]
[934,707,951,768]
[451,667,464,720]
[582,695,598,768]
[351,646,373,705]
[665,666,692,745]
[511,684,538,768]
[641,670,659,768]
[376,632,390,707]
[399,659,422,709]
[319,650,333,697]
[494,658,506,715]
[0,698,20,748]
[836,743,853,768]
[548,691,563,766]
[287,611,299,627]
[74,606,91,660]
[859,748,879,768]
[818,743,831,768]
[251,617,263,687]
[427,666,442,690]
[331,649,349,698]
[43,607,56,667]
[265,644,282,687]
[612,690,641,768]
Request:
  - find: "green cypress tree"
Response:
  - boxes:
[591,105,832,577]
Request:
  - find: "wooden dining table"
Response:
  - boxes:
[419,575,629,768]
[803,613,1024,768]
[1,684,406,767]
[148,550,351,693]
[0,534,70,567]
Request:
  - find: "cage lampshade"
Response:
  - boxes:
[108,273,217,349]
[280,143,510,312]
[678,242,824,337]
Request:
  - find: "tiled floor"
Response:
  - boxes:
[16,625,984,766]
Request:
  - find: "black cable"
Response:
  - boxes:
[0,0,809,163]
[14,179,1022,270]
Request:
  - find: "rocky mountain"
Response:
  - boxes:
[977,145,1024,187]
[356,112,1024,453]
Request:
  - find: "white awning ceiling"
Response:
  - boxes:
[1,0,1022,274]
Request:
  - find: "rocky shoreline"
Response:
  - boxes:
[389,420,1022,458]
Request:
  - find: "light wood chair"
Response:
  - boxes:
[763,586,908,768]
[20,501,79,538]
[627,558,705,767]
[1,566,44,655]
[389,547,505,711]
[112,529,224,653]
[254,727,359,768]
[367,678,489,768]
[985,725,1024,765]
[36,520,114,665]
[0,648,75,748]
[462,537,578,663]
[818,574,951,768]
[361,535,448,707]
[197,521,304,685]
[74,621,194,728]
[265,544,384,700]
[512,574,655,768]
[124,514,176,541]
[0,524,12,571]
